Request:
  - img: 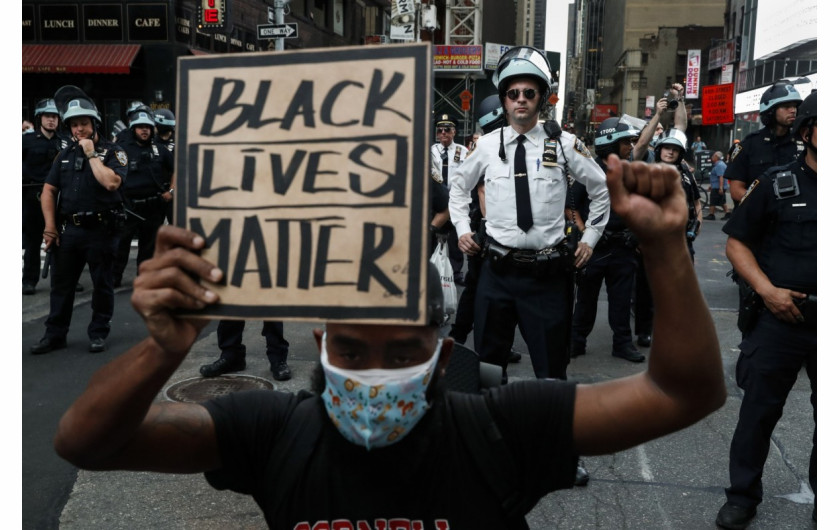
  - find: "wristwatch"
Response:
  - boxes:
[86,151,97,159]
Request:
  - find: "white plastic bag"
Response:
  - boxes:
[430,238,458,316]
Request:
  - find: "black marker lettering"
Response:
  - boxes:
[189,217,231,284]
[313,224,354,286]
[363,70,411,126]
[321,80,363,126]
[357,223,401,294]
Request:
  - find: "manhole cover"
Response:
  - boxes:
[165,375,275,403]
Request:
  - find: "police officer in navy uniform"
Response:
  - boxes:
[22,98,67,295]
[569,117,645,363]
[30,86,128,354]
[715,90,817,530]
[725,81,803,205]
[431,113,468,284]
[201,320,292,382]
[153,108,176,153]
[113,100,147,144]
[113,106,174,287]
[447,95,502,345]
[450,46,609,382]
[153,108,177,225]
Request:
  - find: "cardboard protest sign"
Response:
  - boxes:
[174,43,431,323]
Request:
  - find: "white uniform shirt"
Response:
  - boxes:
[431,142,467,189]
[449,124,610,250]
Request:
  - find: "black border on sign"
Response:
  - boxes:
[175,44,430,323]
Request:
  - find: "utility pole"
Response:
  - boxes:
[274,0,287,51]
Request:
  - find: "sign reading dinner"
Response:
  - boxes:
[174,44,431,323]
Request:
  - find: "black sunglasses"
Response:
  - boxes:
[506,88,537,100]
[436,127,453,133]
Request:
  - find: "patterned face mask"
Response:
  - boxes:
[319,332,443,451]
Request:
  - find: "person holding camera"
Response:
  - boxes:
[715,90,817,530]
[633,84,687,162]
[631,84,688,349]
[449,46,609,382]
[568,117,645,363]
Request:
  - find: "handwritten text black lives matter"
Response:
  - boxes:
[177,47,429,321]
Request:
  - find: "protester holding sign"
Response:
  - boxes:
[54,154,725,528]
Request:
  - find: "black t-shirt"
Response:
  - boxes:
[722,154,817,293]
[203,380,578,529]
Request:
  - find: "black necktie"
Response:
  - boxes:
[441,146,449,186]
[514,135,533,232]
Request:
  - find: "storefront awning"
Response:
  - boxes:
[22,44,141,74]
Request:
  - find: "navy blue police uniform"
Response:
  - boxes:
[678,160,702,261]
[205,320,291,381]
[42,139,128,346]
[447,176,484,344]
[113,135,174,286]
[568,160,642,362]
[724,128,803,204]
[720,152,816,514]
[22,129,66,291]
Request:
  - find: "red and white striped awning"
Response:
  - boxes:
[22,44,141,74]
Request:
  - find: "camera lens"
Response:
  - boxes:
[667,99,679,110]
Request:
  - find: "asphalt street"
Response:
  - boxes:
[21,218,818,529]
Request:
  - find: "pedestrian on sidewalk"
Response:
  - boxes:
[705,151,730,221]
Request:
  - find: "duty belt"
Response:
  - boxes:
[130,195,161,205]
[61,209,123,227]
[510,246,561,263]
[62,211,105,226]
[486,236,559,261]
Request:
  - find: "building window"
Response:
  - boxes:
[289,0,306,18]
[364,5,380,35]
[312,0,327,26]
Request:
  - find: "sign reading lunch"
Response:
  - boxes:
[175,44,431,323]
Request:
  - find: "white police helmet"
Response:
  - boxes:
[655,129,688,152]
[492,46,553,108]
[128,107,156,129]
[34,98,59,117]
[54,85,101,127]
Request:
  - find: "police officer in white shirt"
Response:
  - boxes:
[449,46,610,381]
[431,113,468,283]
